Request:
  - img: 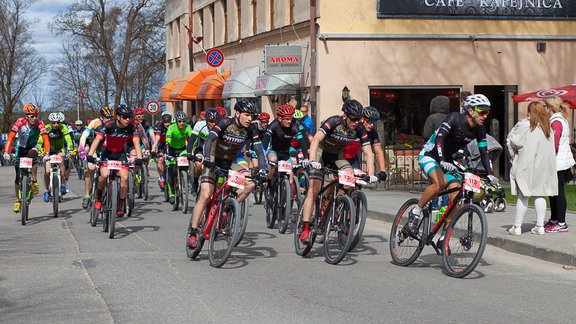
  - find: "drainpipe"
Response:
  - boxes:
[309,0,317,127]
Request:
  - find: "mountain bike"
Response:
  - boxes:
[48,154,64,218]
[95,159,129,239]
[166,155,190,213]
[389,164,488,278]
[264,160,293,234]
[17,157,34,225]
[293,167,358,265]
[72,149,85,180]
[89,165,102,227]
[136,154,150,201]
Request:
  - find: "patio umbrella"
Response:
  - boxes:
[512,84,576,108]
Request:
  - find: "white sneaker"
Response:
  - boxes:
[508,226,521,236]
[530,226,545,235]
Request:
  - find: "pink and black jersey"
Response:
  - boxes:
[97,120,139,153]
[318,115,370,155]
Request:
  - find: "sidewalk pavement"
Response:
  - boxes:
[363,189,576,267]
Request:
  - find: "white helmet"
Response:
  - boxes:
[57,112,66,122]
[463,94,491,110]
[48,112,60,122]
[75,120,83,126]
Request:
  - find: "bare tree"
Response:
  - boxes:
[50,0,165,108]
[0,0,47,132]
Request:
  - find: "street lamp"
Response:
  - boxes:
[342,86,350,102]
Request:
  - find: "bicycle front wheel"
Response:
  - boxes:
[180,170,189,214]
[186,212,206,259]
[108,181,118,239]
[265,185,276,229]
[234,200,249,247]
[127,171,135,217]
[142,164,149,201]
[20,174,30,226]
[349,190,368,251]
[324,195,356,265]
[208,197,241,268]
[389,198,425,266]
[277,178,291,234]
[52,172,59,218]
[442,204,488,278]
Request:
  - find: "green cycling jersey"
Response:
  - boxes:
[38,123,73,153]
[166,123,193,150]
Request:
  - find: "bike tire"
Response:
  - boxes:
[163,169,169,202]
[265,185,276,229]
[186,212,206,259]
[349,190,368,251]
[324,195,356,265]
[277,178,291,234]
[142,165,149,201]
[294,198,319,256]
[208,197,241,268]
[20,174,29,226]
[77,160,85,180]
[494,196,506,212]
[102,186,109,233]
[290,176,302,224]
[52,172,59,218]
[233,200,249,247]
[180,170,189,214]
[127,171,135,217]
[108,181,118,239]
[389,198,426,266]
[90,201,99,227]
[442,204,488,278]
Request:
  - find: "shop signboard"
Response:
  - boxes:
[264,45,303,74]
[377,0,576,19]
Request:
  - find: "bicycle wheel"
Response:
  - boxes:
[108,181,118,239]
[127,171,135,217]
[252,186,262,205]
[290,176,302,223]
[389,198,426,266]
[265,184,276,229]
[142,165,149,201]
[293,197,319,256]
[77,159,85,180]
[186,212,206,259]
[90,200,99,227]
[20,174,29,226]
[349,190,368,251]
[163,168,169,202]
[180,170,189,214]
[277,178,291,234]
[442,204,488,278]
[324,195,356,265]
[52,172,59,218]
[102,186,109,233]
[208,197,241,268]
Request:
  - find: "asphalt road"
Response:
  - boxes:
[0,166,575,323]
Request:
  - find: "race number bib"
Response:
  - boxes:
[278,160,292,173]
[338,170,355,187]
[228,170,246,190]
[50,155,63,164]
[19,157,33,169]
[107,160,122,170]
[177,156,189,167]
[464,173,481,192]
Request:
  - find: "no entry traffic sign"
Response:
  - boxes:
[146,101,160,114]
[206,48,224,68]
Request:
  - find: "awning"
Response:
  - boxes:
[169,68,217,100]
[221,66,260,98]
[197,72,231,100]
[158,80,178,102]
[254,73,300,96]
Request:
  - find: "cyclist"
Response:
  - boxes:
[299,99,378,245]
[79,107,115,208]
[186,99,267,249]
[164,111,193,204]
[216,106,228,119]
[3,103,50,213]
[133,107,154,150]
[39,112,73,201]
[86,105,142,216]
[262,104,310,183]
[238,111,270,168]
[57,113,74,191]
[152,112,172,190]
[404,94,497,243]
[72,120,84,147]
[343,106,388,180]
[186,108,220,194]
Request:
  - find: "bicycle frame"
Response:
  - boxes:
[200,172,236,240]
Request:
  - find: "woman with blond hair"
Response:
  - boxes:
[506,101,558,235]
[544,96,575,233]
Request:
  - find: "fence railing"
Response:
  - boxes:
[382,146,428,191]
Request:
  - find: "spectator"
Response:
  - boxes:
[299,105,315,134]
[423,95,450,211]
[545,96,575,233]
[459,90,472,113]
[506,101,557,235]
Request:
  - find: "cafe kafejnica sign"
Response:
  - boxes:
[377,0,576,19]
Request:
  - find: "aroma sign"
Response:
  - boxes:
[264,45,303,74]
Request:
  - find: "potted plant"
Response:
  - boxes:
[394,134,425,155]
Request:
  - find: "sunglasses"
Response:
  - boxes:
[473,107,490,117]
[177,120,186,124]
[26,115,38,119]
[348,116,362,123]
[51,121,60,124]
[364,118,378,125]
[279,116,292,121]
[120,115,132,120]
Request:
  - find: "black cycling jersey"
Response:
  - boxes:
[422,112,492,173]
[318,115,370,155]
[262,119,310,160]
[203,117,266,167]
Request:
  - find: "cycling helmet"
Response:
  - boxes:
[174,111,187,122]
[216,107,227,118]
[134,107,145,115]
[57,112,66,122]
[23,103,40,115]
[100,106,114,118]
[258,111,271,121]
[200,111,206,119]
[115,104,133,118]
[463,94,491,110]
[293,110,304,119]
[342,99,364,117]
[362,106,380,120]
[234,99,256,114]
[205,108,220,122]
[75,120,83,126]
[277,104,295,117]
[161,113,172,123]
[48,112,60,122]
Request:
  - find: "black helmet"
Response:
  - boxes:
[161,113,172,123]
[342,99,363,117]
[363,106,380,120]
[234,99,256,114]
[205,108,220,122]
[174,111,187,122]
[100,106,114,118]
[115,104,133,118]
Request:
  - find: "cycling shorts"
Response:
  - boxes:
[309,147,351,181]
[201,157,248,186]
[418,154,461,184]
